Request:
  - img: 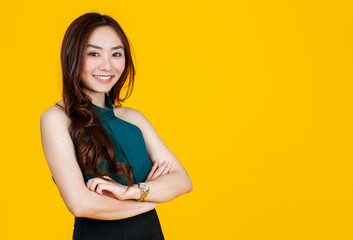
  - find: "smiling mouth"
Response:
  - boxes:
[93,75,114,80]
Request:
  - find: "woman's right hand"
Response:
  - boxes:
[99,160,170,200]
[102,190,118,199]
[145,160,171,182]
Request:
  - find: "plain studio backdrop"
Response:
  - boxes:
[0,0,352,239]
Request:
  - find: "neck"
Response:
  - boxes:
[85,91,108,109]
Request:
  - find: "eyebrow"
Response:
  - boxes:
[86,44,124,50]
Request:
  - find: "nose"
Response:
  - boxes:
[99,55,113,71]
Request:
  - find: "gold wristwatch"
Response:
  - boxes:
[137,182,149,201]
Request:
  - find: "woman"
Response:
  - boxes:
[40,12,192,240]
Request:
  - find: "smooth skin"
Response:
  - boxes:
[40,26,192,220]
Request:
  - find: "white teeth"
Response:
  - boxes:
[94,75,112,80]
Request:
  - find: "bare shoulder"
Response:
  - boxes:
[40,101,70,130]
[113,106,149,129]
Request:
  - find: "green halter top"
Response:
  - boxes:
[53,93,152,186]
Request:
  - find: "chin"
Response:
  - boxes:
[84,85,114,95]
[94,86,114,93]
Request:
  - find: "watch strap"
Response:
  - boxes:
[137,183,149,201]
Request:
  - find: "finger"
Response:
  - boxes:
[159,162,171,176]
[149,160,159,175]
[95,177,110,183]
[96,183,113,195]
[102,176,114,182]
[153,161,169,178]
[86,178,108,191]
[161,162,171,175]
[86,179,98,191]
[146,160,159,180]
[96,184,105,195]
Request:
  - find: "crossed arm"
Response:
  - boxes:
[40,106,192,221]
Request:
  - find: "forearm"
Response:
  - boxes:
[76,188,157,220]
[131,171,192,203]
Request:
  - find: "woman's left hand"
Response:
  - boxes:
[86,176,137,200]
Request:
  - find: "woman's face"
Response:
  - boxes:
[80,26,126,95]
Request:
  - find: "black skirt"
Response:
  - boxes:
[73,209,164,240]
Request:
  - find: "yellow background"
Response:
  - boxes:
[1,0,352,239]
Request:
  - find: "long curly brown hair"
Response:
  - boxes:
[60,12,135,185]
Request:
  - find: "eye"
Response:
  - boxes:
[88,52,99,57]
[112,52,123,57]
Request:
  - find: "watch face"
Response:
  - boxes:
[140,183,149,191]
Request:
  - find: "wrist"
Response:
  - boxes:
[129,184,140,200]
[137,182,150,201]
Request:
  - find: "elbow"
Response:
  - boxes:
[187,180,193,193]
[68,202,86,218]
[72,198,97,218]
[71,208,82,218]
[67,190,107,218]
[65,194,90,218]
[184,176,193,194]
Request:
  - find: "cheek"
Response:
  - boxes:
[115,59,126,72]
[83,59,96,73]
